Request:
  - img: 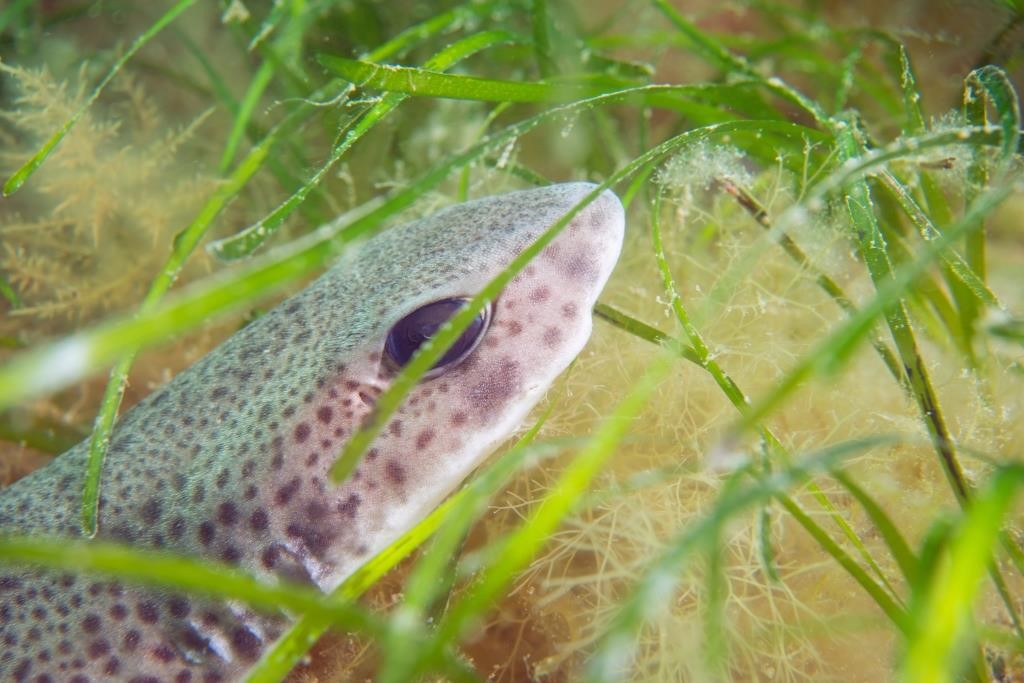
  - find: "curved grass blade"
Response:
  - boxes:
[2,0,199,195]
[727,134,1009,437]
[964,65,1021,168]
[650,0,828,125]
[79,125,272,536]
[899,465,1024,683]
[318,54,621,103]
[329,118,818,485]
[649,186,905,610]
[244,432,575,683]
[220,59,275,173]
[582,436,905,683]
[874,170,1001,310]
[205,0,509,259]
[592,302,700,364]
[0,102,812,409]
[831,469,917,581]
[376,410,569,683]
[211,29,523,260]
[0,535,379,636]
[410,347,682,682]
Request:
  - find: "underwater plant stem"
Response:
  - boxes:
[834,120,1024,644]
[79,125,273,536]
[0,535,381,637]
[650,190,906,610]
[834,119,970,504]
[715,176,910,394]
[651,0,828,125]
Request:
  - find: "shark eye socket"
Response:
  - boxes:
[385,298,491,377]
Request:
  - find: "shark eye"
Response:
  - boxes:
[385,298,491,377]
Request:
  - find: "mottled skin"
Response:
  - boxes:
[0,183,624,681]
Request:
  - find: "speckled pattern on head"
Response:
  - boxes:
[0,183,624,681]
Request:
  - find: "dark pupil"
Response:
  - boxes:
[385,298,488,373]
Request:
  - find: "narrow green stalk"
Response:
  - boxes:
[834,119,969,503]
[650,190,905,612]
[79,129,272,535]
[2,0,199,195]
[212,30,522,260]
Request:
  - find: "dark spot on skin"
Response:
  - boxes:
[222,546,242,563]
[367,448,380,460]
[506,320,523,336]
[339,494,361,518]
[231,626,262,660]
[469,358,520,410]
[275,477,301,505]
[282,405,296,419]
[179,623,210,656]
[250,509,269,531]
[294,423,311,443]
[285,523,331,555]
[122,630,141,652]
[529,286,551,302]
[153,643,176,662]
[542,326,562,348]
[104,657,121,675]
[110,604,128,621]
[305,501,328,521]
[192,484,205,504]
[87,639,110,659]
[136,601,159,624]
[168,597,190,619]
[317,406,333,424]
[198,521,215,545]
[561,302,578,320]
[260,546,277,569]
[217,501,239,526]
[216,468,230,490]
[385,461,406,485]
[564,253,599,283]
[140,498,161,525]
[389,421,403,437]
[81,614,101,634]
[211,386,229,400]
[415,430,435,449]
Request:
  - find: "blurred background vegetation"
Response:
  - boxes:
[1,1,1022,681]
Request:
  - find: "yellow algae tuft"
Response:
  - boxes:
[0,64,215,332]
